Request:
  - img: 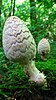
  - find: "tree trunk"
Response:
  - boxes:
[0,0,2,47]
[29,0,37,32]
[13,0,15,16]
[8,0,13,17]
[0,0,2,28]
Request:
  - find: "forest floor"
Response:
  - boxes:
[0,47,56,100]
[1,78,56,100]
[12,81,56,100]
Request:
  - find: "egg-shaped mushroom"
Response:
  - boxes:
[3,16,47,86]
[3,16,36,65]
[37,38,50,60]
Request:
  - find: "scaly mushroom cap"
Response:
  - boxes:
[3,16,47,87]
[3,16,36,65]
[38,38,50,55]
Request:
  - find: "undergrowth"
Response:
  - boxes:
[0,47,56,99]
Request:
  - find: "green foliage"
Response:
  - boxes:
[0,45,56,99]
[0,0,56,99]
[1,0,56,44]
[15,0,30,21]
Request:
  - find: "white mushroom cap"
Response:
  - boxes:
[37,38,50,55]
[3,16,36,65]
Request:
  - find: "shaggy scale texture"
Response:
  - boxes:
[3,16,36,65]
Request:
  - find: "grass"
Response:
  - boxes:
[36,59,56,73]
[0,45,56,99]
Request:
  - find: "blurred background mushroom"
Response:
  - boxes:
[37,38,50,60]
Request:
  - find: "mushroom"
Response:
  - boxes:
[3,16,47,86]
[37,38,50,60]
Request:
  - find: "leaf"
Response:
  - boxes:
[0,70,5,76]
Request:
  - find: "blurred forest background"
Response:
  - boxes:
[0,0,56,100]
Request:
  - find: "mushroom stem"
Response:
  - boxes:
[24,61,47,87]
